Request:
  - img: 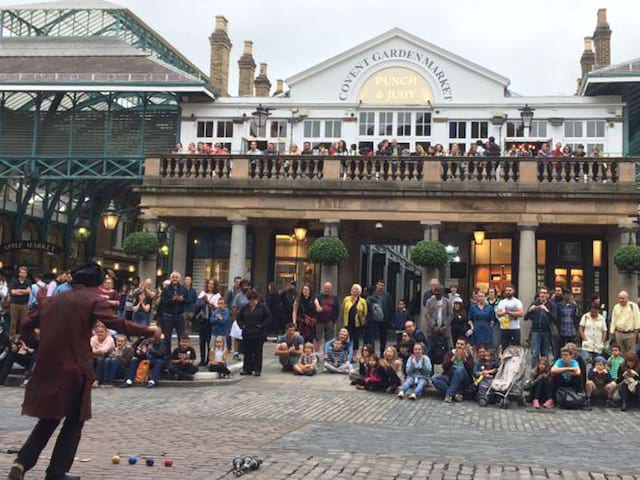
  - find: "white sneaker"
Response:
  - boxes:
[409,393,418,401]
[397,391,405,399]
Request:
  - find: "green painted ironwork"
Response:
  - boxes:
[0,156,144,179]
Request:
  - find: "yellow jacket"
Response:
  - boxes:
[341,295,368,328]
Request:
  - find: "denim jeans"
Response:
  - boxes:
[102,358,126,383]
[363,321,389,354]
[530,331,551,367]
[432,367,470,397]
[401,377,427,397]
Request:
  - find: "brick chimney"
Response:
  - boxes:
[580,37,595,79]
[254,63,272,97]
[238,40,256,96]
[593,8,611,69]
[273,79,284,96]
[208,16,232,96]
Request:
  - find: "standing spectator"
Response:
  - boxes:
[392,299,411,344]
[313,282,339,353]
[578,299,607,363]
[537,143,550,157]
[301,141,313,155]
[182,276,198,333]
[432,337,474,403]
[449,298,468,346]
[9,266,31,336]
[225,276,242,307]
[524,286,557,368]
[266,282,285,335]
[123,277,140,320]
[28,272,45,311]
[246,140,262,155]
[341,284,368,350]
[53,272,72,296]
[609,290,640,355]
[292,284,317,344]
[496,285,524,350]
[365,280,393,355]
[132,289,151,326]
[0,275,9,333]
[231,279,250,317]
[549,286,564,358]
[210,297,231,356]
[280,282,296,324]
[551,142,563,158]
[467,291,495,349]
[46,271,66,297]
[425,286,453,349]
[237,289,271,376]
[557,289,578,347]
[421,278,440,309]
[97,277,120,313]
[484,136,501,156]
[160,271,187,354]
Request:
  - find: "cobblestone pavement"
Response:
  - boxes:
[1,355,640,479]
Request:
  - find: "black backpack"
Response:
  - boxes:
[556,387,586,409]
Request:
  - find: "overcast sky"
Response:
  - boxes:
[3,0,640,96]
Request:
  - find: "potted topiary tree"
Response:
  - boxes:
[307,236,348,265]
[614,245,640,274]
[410,240,449,269]
[122,231,161,259]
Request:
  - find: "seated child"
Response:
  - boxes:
[608,344,624,380]
[168,335,198,380]
[100,335,134,385]
[208,335,231,378]
[293,342,318,376]
[397,343,432,400]
[349,344,373,383]
[530,357,553,409]
[397,340,412,378]
[585,356,616,407]
[550,346,582,409]
[324,339,350,374]
[354,354,386,391]
[380,345,402,392]
[474,346,499,405]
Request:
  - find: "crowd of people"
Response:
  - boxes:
[1,266,639,411]
[173,138,602,158]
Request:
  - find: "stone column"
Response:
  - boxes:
[171,227,188,276]
[338,222,359,298]
[608,225,638,310]
[320,220,340,290]
[138,219,159,285]
[228,218,248,288]
[419,221,441,325]
[253,224,270,290]
[518,223,538,346]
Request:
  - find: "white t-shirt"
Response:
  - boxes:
[198,291,221,307]
[579,312,607,353]
[497,297,523,330]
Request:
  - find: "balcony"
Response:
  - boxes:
[142,154,637,197]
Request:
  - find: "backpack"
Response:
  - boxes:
[134,360,150,384]
[370,301,385,323]
[556,387,586,410]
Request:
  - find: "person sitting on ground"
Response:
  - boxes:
[91,323,114,387]
[550,346,582,408]
[530,357,553,409]
[564,342,587,389]
[349,344,374,384]
[208,336,231,378]
[397,342,432,400]
[380,345,402,392]
[324,328,354,363]
[293,342,318,376]
[397,339,412,377]
[121,327,167,389]
[274,323,304,372]
[392,300,411,345]
[608,344,625,380]
[0,335,35,386]
[616,352,640,411]
[432,337,475,403]
[585,356,617,407]
[324,339,350,374]
[353,354,385,391]
[168,335,198,380]
[100,335,133,386]
[401,320,428,354]
[474,345,499,405]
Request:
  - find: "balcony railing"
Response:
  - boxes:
[149,154,637,191]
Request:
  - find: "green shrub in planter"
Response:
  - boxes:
[123,231,160,258]
[411,240,448,268]
[307,237,348,266]
[614,245,640,273]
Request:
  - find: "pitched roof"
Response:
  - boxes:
[1,0,120,10]
[0,37,144,57]
[286,27,510,87]
[589,58,640,76]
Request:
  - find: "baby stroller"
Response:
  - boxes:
[481,345,529,408]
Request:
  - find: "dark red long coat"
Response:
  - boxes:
[20,285,153,421]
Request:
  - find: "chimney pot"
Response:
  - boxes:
[214,16,228,33]
[583,37,594,52]
[259,63,268,76]
[243,40,253,55]
[274,79,284,95]
[597,8,608,27]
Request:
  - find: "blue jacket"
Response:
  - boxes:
[210,307,231,337]
[406,354,432,380]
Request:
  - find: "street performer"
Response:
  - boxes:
[8,263,161,480]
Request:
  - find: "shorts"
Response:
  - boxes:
[315,322,335,343]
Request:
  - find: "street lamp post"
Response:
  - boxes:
[519,104,535,137]
[293,224,308,283]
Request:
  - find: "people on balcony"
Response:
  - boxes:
[247,140,263,155]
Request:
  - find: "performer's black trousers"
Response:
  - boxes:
[17,393,83,478]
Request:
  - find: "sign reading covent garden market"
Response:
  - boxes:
[338,48,453,102]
